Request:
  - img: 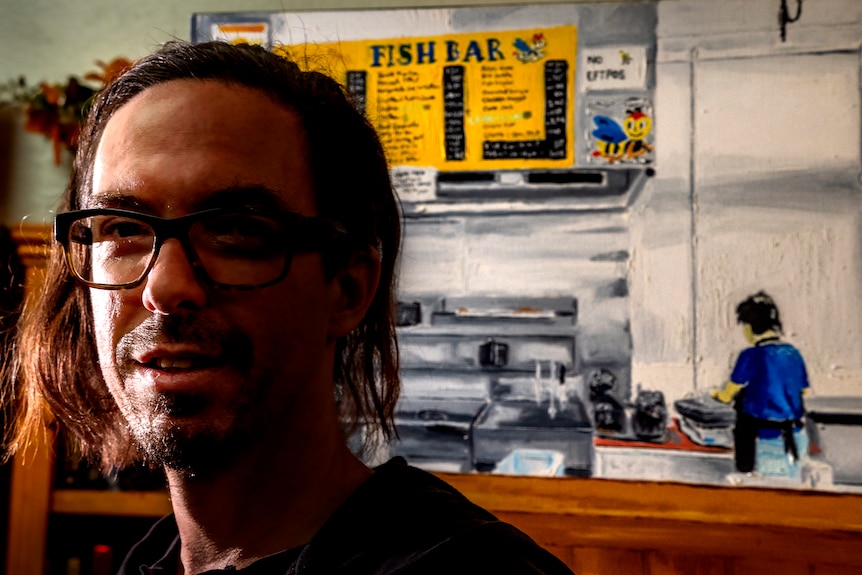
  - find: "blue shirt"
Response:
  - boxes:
[730,341,809,422]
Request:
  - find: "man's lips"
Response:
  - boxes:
[135,349,223,372]
[131,350,228,394]
[139,357,216,371]
[118,314,254,382]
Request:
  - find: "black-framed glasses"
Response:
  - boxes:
[54,207,348,290]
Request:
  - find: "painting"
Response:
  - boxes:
[193,0,862,492]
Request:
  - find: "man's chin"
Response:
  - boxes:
[126,388,266,477]
[135,421,246,478]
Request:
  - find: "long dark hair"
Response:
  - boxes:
[6,41,401,470]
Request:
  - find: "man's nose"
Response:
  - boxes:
[141,238,207,314]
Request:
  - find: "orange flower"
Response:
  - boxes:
[6,56,127,165]
[84,58,133,87]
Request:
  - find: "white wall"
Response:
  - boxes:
[631,0,862,400]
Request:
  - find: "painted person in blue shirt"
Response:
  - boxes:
[712,292,810,478]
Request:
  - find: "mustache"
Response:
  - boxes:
[116,313,253,369]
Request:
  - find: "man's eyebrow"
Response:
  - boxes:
[85,193,155,212]
[197,186,292,211]
[84,186,294,213]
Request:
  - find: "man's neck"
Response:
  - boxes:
[165,421,372,574]
[752,329,781,345]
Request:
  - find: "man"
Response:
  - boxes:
[8,41,573,574]
[712,291,810,479]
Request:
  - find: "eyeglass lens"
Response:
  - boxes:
[66,212,291,287]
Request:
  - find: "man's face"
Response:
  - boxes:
[88,79,343,473]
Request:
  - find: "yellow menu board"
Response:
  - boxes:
[274,26,576,171]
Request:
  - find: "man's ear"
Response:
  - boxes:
[328,246,382,339]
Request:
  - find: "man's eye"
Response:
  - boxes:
[214,217,272,238]
[93,218,152,241]
[197,214,283,251]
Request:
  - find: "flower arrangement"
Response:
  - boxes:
[0,58,132,165]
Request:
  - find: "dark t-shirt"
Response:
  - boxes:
[119,457,574,574]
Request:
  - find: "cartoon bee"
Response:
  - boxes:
[619,50,632,66]
[591,107,654,164]
[513,33,547,64]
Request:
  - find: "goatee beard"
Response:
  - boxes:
[116,313,259,476]
[132,392,256,478]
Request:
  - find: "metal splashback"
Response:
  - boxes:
[393,295,593,475]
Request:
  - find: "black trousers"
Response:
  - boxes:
[733,412,758,473]
[733,412,801,473]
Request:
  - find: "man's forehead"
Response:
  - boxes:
[86,79,316,216]
[105,78,288,127]
[94,79,304,156]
